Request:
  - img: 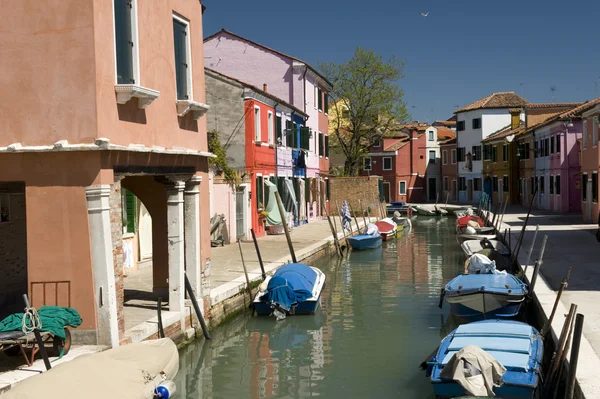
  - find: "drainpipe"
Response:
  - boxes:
[274,100,279,180]
[301,66,308,114]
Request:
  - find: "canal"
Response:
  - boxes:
[175,217,466,399]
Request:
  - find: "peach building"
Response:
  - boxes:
[0,0,212,347]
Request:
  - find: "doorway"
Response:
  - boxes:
[484,177,492,200]
[235,187,246,240]
[383,182,391,203]
[428,178,437,201]
[467,180,473,202]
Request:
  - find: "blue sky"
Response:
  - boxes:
[203,0,600,123]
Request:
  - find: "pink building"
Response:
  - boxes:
[576,99,600,223]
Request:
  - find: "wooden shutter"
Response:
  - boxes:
[124,189,136,234]
[114,0,134,84]
[325,135,329,157]
[326,179,330,200]
[292,123,297,148]
[256,176,263,207]
[276,115,282,143]
[173,19,188,100]
[324,94,329,114]
[300,127,310,150]
[318,88,323,110]
[285,120,293,148]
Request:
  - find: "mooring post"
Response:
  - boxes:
[237,239,254,306]
[566,314,585,399]
[320,191,342,257]
[529,235,548,294]
[275,191,297,263]
[157,297,165,338]
[250,229,266,280]
[498,197,508,231]
[523,225,540,276]
[335,200,349,252]
[184,273,211,340]
[359,199,368,227]
[541,267,572,337]
[547,303,577,393]
[513,190,538,263]
[348,202,361,233]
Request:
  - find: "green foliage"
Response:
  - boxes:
[208,131,240,188]
[321,47,410,176]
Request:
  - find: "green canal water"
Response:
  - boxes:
[175,217,466,399]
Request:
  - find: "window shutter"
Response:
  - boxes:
[324,94,329,114]
[124,189,136,234]
[300,127,310,150]
[318,88,323,110]
[326,179,330,200]
[276,116,282,143]
[291,123,297,148]
[285,120,292,147]
[318,133,324,155]
[173,19,188,100]
[115,0,134,84]
[325,135,329,157]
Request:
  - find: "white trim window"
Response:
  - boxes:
[399,181,407,195]
[173,14,192,100]
[363,157,372,171]
[267,111,274,144]
[428,130,435,141]
[383,157,392,170]
[254,106,261,142]
[442,150,448,165]
[113,0,140,85]
[451,149,457,164]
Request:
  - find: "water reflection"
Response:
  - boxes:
[176,217,465,399]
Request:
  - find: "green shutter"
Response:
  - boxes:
[292,123,297,148]
[318,88,323,110]
[325,135,329,157]
[276,115,282,143]
[300,127,310,150]
[318,133,324,156]
[124,189,136,234]
[326,179,330,200]
[324,94,329,114]
[173,19,188,100]
[114,0,134,84]
[256,176,264,208]
[285,120,292,148]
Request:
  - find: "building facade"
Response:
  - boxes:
[440,138,458,202]
[424,126,456,202]
[455,92,528,204]
[577,99,600,222]
[0,0,212,346]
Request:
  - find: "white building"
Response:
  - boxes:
[424,125,456,202]
[455,92,528,204]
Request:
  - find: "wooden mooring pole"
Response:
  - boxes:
[541,267,572,337]
[348,202,361,233]
[512,190,538,264]
[335,200,349,252]
[523,225,540,276]
[321,192,342,257]
[359,199,368,227]
[275,191,297,263]
[250,228,266,280]
[528,235,548,294]
[566,314,585,399]
[237,239,254,306]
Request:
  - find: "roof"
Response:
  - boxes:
[205,68,308,118]
[436,126,456,141]
[520,99,600,135]
[384,139,410,151]
[440,137,456,146]
[433,120,457,127]
[204,29,333,90]
[455,92,529,113]
[525,102,584,109]
[482,121,526,143]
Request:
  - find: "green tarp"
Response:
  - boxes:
[0,306,82,340]
[264,179,286,227]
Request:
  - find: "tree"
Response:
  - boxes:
[321,47,409,176]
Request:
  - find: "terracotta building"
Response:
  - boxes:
[0,0,211,347]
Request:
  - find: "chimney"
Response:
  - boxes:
[263,83,267,92]
[509,109,521,130]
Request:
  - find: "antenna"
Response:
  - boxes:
[550,86,556,103]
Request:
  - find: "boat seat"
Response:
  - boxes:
[448,336,531,354]
[454,322,532,337]
[441,350,530,372]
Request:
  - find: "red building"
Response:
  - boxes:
[440,138,458,202]
[360,127,427,203]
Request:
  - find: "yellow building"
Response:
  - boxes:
[481,112,525,205]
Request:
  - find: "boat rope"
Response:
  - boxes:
[22,306,42,344]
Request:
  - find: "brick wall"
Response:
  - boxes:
[0,191,27,307]
[330,176,386,219]
[110,181,125,339]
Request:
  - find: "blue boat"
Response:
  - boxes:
[347,234,382,250]
[443,273,528,321]
[429,320,543,399]
[253,263,326,318]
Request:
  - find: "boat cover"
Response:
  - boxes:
[445,274,526,296]
[375,218,396,234]
[457,216,484,228]
[260,264,316,313]
[362,223,380,236]
[440,345,506,397]
[465,253,506,275]
[0,306,82,340]
[3,338,179,399]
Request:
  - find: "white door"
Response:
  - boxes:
[498,179,503,204]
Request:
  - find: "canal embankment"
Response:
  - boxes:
[497,207,600,399]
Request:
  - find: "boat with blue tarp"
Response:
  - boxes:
[253,263,326,319]
[347,223,382,250]
[427,320,543,399]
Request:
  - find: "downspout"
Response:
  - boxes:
[274,101,279,180]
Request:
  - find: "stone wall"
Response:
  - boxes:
[330,176,386,219]
[109,181,125,340]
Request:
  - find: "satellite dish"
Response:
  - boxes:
[506,134,515,143]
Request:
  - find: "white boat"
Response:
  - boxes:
[414,205,436,216]
[3,338,179,399]
[461,239,510,259]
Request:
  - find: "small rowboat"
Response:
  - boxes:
[374,218,397,240]
[461,239,510,259]
[347,234,383,250]
[456,216,485,228]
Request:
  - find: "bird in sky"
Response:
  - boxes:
[420,12,429,17]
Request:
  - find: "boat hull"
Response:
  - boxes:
[446,293,525,321]
[254,297,321,315]
[347,235,383,250]
[432,382,536,399]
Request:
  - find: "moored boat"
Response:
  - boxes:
[415,205,437,216]
[456,232,497,244]
[347,223,383,250]
[374,218,397,240]
[456,215,485,228]
[427,320,543,399]
[253,263,326,319]
[461,239,510,259]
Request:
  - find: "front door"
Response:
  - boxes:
[383,182,391,203]
[467,179,473,202]
[451,180,457,201]
[235,188,246,239]
[428,178,437,201]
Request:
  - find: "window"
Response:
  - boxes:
[556,135,561,153]
[399,181,407,195]
[594,118,599,147]
[544,138,549,157]
[442,150,448,165]
[593,173,599,202]
[539,139,544,157]
[534,140,538,158]
[503,176,509,193]
[583,120,588,149]
[121,189,137,234]
[540,176,545,194]
[459,177,466,191]
[285,120,293,147]
[326,179,330,200]
[383,157,392,170]
[583,173,588,201]
[318,88,323,111]
[525,142,531,159]
[267,111,274,144]
[256,175,264,208]
[325,135,329,158]
[429,130,435,141]
[493,176,498,192]
[472,118,481,129]
[0,194,9,223]
[457,121,465,131]
[457,147,465,162]
[550,136,555,154]
[444,177,449,191]
[473,178,481,191]
[491,146,497,162]
[373,138,381,147]
[300,127,310,150]
[173,15,192,100]
[114,0,139,84]
[324,93,329,114]
[530,176,535,193]
[364,157,372,171]
[472,146,481,161]
[276,115,282,143]
[483,144,491,160]
[502,144,508,161]
[451,149,457,164]
[550,175,554,194]
[429,150,436,164]
[254,107,261,141]
[318,132,324,156]
[314,87,318,109]
[556,175,561,195]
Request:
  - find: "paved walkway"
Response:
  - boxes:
[497,206,600,398]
